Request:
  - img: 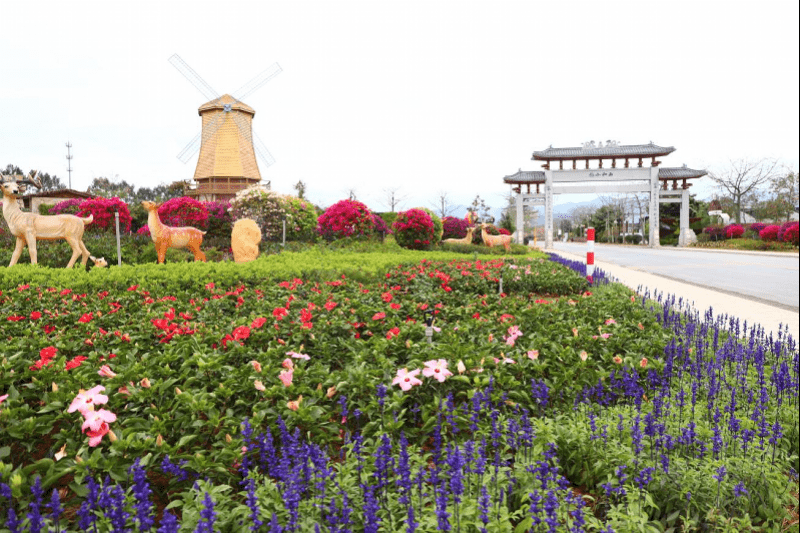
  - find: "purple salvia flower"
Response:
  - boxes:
[195,492,217,533]
[130,458,154,530]
[47,488,62,526]
[157,511,180,533]
[27,476,44,533]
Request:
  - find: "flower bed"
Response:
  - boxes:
[0,250,797,531]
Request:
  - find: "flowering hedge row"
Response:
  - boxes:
[0,250,796,531]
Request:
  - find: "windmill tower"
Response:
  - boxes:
[169,54,282,201]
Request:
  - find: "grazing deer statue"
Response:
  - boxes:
[1,171,94,268]
[480,223,512,252]
[443,226,475,245]
[142,201,206,264]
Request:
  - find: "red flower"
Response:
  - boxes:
[127,285,138,292]
[386,327,400,339]
[78,313,93,323]
[381,292,393,303]
[300,309,313,323]
[7,315,25,322]
[273,307,288,320]
[251,317,267,329]
[40,346,58,361]
[30,311,42,320]
[390,303,401,310]
[324,301,338,311]
[65,356,87,371]
[372,312,386,321]
[232,326,251,341]
[43,325,56,334]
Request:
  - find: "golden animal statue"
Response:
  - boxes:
[231,218,261,263]
[1,171,94,268]
[141,201,207,264]
[443,226,475,245]
[480,223,512,252]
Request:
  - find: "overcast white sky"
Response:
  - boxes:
[1,0,797,214]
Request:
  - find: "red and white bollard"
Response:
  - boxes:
[586,227,595,284]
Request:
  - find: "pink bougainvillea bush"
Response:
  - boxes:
[498,227,512,236]
[316,199,375,240]
[780,221,799,246]
[76,197,132,233]
[371,213,392,236]
[724,224,745,239]
[202,200,232,238]
[48,198,83,216]
[157,197,209,230]
[759,225,781,242]
[392,208,435,250]
[442,216,470,240]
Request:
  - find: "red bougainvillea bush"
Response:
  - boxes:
[316,199,374,240]
[780,221,799,245]
[759,225,781,242]
[442,216,470,240]
[158,197,209,230]
[392,208,435,250]
[76,197,132,233]
[724,224,744,239]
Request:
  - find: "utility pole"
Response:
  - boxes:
[65,142,73,189]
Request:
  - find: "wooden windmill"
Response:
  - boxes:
[169,54,282,201]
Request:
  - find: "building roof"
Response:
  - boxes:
[22,188,92,199]
[502,170,546,184]
[532,142,675,160]
[657,166,707,179]
[198,94,255,116]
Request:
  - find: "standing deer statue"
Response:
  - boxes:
[1,171,94,268]
[480,223,512,252]
[142,201,206,263]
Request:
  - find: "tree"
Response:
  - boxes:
[36,171,66,191]
[768,169,798,221]
[469,195,493,223]
[88,176,137,203]
[382,187,408,213]
[709,159,781,223]
[294,180,307,199]
[431,191,457,218]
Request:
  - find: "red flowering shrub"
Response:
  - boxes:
[316,199,374,240]
[137,225,151,236]
[759,225,781,242]
[77,197,132,233]
[498,228,512,236]
[724,224,745,239]
[777,221,798,243]
[442,216,470,240]
[780,221,799,246]
[392,208,435,250]
[49,198,83,216]
[158,197,209,229]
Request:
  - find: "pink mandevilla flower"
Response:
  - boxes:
[287,351,311,360]
[68,386,109,415]
[279,368,294,387]
[98,365,117,378]
[422,359,453,382]
[392,368,422,391]
[81,409,117,447]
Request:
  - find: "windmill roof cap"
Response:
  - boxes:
[198,94,255,116]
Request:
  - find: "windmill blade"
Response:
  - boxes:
[168,54,221,103]
[176,112,228,163]
[231,113,276,168]
[231,63,282,103]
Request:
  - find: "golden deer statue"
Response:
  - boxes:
[142,201,206,263]
[480,223,512,252]
[1,171,94,268]
[443,226,475,245]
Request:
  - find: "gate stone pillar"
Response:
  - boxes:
[678,188,693,246]
[649,166,660,247]
[515,193,524,244]
[545,170,554,249]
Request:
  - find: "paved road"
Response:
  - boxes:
[550,243,800,311]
